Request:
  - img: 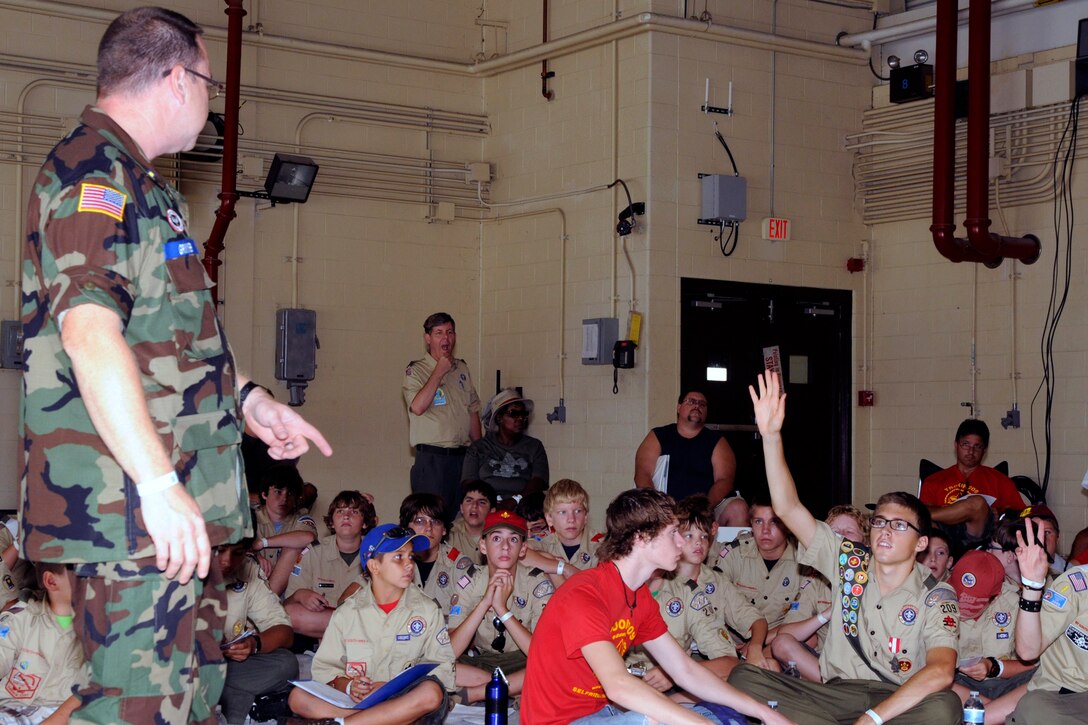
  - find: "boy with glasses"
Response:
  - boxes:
[920,419,1024,550]
[288,524,454,724]
[284,491,376,640]
[729,372,962,724]
[399,493,473,611]
[448,511,553,704]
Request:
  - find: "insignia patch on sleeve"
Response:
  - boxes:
[77,183,127,221]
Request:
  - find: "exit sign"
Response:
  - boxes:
[762,217,791,241]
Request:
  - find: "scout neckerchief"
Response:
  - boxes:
[838,538,897,684]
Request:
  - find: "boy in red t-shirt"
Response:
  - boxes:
[521,489,790,725]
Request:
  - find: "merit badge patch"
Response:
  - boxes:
[667,598,683,617]
[899,606,917,625]
[77,183,126,221]
[166,208,185,232]
[346,662,366,678]
[409,617,426,636]
[1044,589,1069,609]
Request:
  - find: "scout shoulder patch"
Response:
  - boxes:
[77,183,127,221]
[1044,588,1068,609]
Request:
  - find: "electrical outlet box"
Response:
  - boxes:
[0,321,22,370]
[276,308,318,382]
[581,317,618,365]
[468,162,491,182]
[700,174,747,223]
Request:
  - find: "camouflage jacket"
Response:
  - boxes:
[20,105,247,563]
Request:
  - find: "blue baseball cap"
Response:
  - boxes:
[360,524,429,564]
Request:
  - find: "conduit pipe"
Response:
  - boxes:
[838,0,1037,49]
[201,0,246,301]
[930,0,1040,266]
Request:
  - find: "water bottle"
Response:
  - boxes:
[485,666,509,725]
[783,660,800,678]
[963,690,984,724]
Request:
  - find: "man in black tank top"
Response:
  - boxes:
[633,391,743,523]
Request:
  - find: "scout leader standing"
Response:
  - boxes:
[728,371,961,725]
[20,8,332,724]
[404,312,481,514]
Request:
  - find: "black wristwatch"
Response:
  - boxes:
[238,381,270,413]
[252,634,262,654]
[986,657,1000,679]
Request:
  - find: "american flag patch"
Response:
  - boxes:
[77,183,127,221]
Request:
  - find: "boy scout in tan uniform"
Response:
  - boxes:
[289,524,454,725]
[413,541,474,613]
[729,372,962,724]
[780,571,834,650]
[529,526,604,570]
[285,533,366,606]
[716,530,804,628]
[1008,520,1088,725]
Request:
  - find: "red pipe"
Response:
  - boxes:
[931,0,1040,266]
[201,0,247,303]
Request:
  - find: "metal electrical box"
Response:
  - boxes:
[581,317,618,365]
[276,308,318,406]
[700,174,747,223]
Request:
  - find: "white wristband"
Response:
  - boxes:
[816,611,829,625]
[1021,575,1046,590]
[865,709,883,725]
[137,471,179,496]
[343,678,352,694]
[499,610,515,624]
[260,537,269,549]
[996,658,1005,678]
[556,561,565,576]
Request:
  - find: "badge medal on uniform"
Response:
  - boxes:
[888,636,901,671]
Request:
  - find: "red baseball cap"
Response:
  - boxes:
[482,510,528,538]
[950,550,1004,619]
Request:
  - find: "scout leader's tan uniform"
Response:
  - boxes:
[224,572,292,641]
[0,599,85,707]
[253,507,317,563]
[448,563,554,657]
[447,519,484,566]
[1026,564,1088,693]
[957,579,1019,660]
[403,357,480,449]
[284,534,365,605]
[801,523,960,683]
[781,570,834,650]
[528,528,604,570]
[312,582,455,690]
[414,541,475,613]
[715,531,805,628]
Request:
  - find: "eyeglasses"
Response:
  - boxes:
[682,398,707,409]
[161,66,224,100]
[411,515,441,529]
[957,441,986,452]
[504,409,529,419]
[869,516,922,534]
[367,526,414,559]
[491,616,507,652]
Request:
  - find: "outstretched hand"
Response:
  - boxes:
[245,393,333,461]
[749,370,786,439]
[1015,517,1049,585]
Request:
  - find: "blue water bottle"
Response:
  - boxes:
[485,666,509,725]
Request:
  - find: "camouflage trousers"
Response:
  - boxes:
[71,557,227,725]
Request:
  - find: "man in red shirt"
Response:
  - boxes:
[919,419,1023,549]
[521,489,790,725]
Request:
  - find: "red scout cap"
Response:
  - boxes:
[950,550,1004,619]
[482,510,528,537]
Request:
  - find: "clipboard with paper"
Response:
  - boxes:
[291,662,438,710]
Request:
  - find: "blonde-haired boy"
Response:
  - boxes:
[528,479,604,577]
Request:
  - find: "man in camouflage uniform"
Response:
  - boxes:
[20,8,331,724]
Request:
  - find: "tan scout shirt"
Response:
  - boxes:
[782,571,834,651]
[285,534,365,604]
[800,522,960,685]
[447,564,554,656]
[224,574,291,642]
[414,542,475,612]
[0,600,85,707]
[312,583,455,691]
[703,565,769,640]
[528,529,604,570]
[1028,564,1088,692]
[957,580,1018,660]
[253,507,318,563]
[447,519,484,565]
[403,356,481,448]
[654,570,737,659]
[715,532,804,628]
